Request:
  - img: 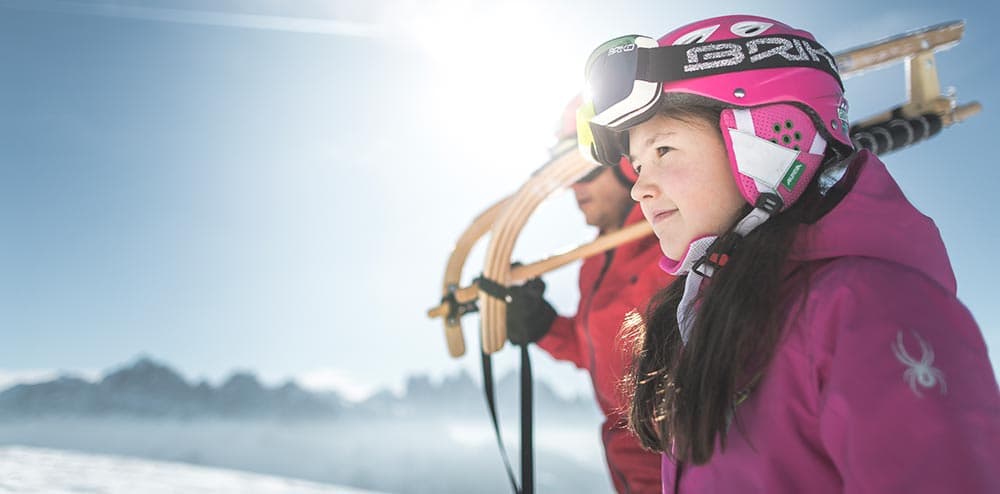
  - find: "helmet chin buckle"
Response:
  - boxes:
[755,192,783,214]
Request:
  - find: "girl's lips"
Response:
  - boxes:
[652,209,677,223]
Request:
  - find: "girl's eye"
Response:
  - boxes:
[656,146,672,158]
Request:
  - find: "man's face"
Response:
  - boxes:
[570,167,634,232]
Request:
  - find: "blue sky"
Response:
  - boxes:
[1,0,998,399]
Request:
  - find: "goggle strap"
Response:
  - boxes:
[637,34,843,90]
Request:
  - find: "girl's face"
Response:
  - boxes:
[629,113,746,260]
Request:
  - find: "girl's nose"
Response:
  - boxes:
[630,166,656,202]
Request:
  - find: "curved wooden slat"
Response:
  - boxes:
[438,196,512,357]
[480,150,599,354]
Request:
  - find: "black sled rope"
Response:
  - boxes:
[481,346,534,494]
[850,112,944,155]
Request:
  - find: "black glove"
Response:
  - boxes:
[505,277,556,346]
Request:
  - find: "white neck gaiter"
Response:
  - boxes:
[658,236,717,345]
[656,203,775,344]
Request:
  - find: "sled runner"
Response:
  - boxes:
[835,20,964,77]
[434,196,512,357]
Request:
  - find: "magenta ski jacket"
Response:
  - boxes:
[663,150,1000,493]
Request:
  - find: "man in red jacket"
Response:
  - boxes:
[505,100,674,494]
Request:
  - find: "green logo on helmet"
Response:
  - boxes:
[782,161,806,190]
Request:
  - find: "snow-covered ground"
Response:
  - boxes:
[0,418,612,494]
[0,446,384,494]
[0,358,614,492]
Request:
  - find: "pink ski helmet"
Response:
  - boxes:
[579,15,853,215]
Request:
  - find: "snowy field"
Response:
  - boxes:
[0,417,612,494]
[0,446,383,494]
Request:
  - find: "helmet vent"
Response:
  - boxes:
[671,25,720,45]
[731,21,774,37]
[755,106,814,153]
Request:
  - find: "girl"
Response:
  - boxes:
[577,15,1000,493]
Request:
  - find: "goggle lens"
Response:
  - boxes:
[585,35,643,115]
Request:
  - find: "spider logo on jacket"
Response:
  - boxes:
[892,330,947,397]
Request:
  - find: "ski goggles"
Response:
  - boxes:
[577,34,843,167]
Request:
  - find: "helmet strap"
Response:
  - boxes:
[692,191,783,278]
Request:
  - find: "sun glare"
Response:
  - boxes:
[405,2,582,176]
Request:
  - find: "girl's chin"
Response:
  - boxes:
[660,239,686,261]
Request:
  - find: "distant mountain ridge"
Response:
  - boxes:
[0,357,598,421]
[0,357,341,419]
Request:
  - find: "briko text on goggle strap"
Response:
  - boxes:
[596,34,843,90]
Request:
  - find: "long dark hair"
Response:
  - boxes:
[621,94,850,464]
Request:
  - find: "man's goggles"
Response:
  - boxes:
[577,33,843,167]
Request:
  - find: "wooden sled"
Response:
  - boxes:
[839,20,981,151]
[429,20,981,357]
